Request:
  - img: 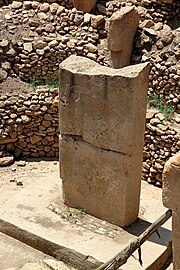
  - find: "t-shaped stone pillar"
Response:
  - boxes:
[107,6,139,68]
[162,154,180,270]
[59,55,149,227]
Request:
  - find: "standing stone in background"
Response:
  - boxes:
[107,6,139,68]
[162,154,180,270]
[59,55,149,227]
[73,0,96,13]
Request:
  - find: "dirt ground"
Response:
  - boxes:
[0,158,59,205]
[0,76,33,96]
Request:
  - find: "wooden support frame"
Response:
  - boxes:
[96,209,172,270]
[0,210,172,270]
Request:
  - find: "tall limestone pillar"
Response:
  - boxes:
[59,55,149,227]
[162,154,180,270]
[107,6,139,68]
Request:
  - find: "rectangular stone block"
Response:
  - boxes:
[59,55,149,227]
[59,56,149,155]
[60,135,142,226]
[107,6,139,68]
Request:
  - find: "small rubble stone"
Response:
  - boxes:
[23,43,33,52]
[0,153,14,167]
[39,3,50,12]
[44,259,74,269]
[17,160,26,167]
[0,69,8,82]
[91,15,104,28]
[0,39,9,47]
[21,263,43,270]
[11,1,22,9]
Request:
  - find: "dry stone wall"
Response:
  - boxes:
[0,0,73,8]
[143,110,179,184]
[0,88,59,158]
[0,86,179,186]
[104,0,180,112]
[0,0,179,110]
[0,2,107,82]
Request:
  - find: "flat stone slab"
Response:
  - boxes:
[0,232,51,269]
[21,263,48,270]
[44,259,74,270]
[0,160,172,270]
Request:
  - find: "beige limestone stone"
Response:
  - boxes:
[163,154,180,212]
[59,56,149,227]
[44,259,73,269]
[0,154,14,166]
[60,135,144,226]
[162,153,180,270]
[23,43,33,53]
[21,263,45,270]
[73,0,96,13]
[107,6,139,68]
[59,56,149,154]
[11,1,22,9]
[91,15,105,28]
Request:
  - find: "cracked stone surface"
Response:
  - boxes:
[59,55,149,227]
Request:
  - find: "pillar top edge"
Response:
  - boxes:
[59,55,149,78]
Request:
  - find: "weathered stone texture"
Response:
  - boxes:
[59,56,149,154]
[73,0,96,13]
[162,154,180,270]
[107,6,139,68]
[0,88,59,158]
[59,55,149,227]
[163,154,180,211]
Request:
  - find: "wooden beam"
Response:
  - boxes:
[0,218,102,270]
[96,209,172,270]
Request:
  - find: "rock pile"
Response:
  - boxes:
[0,2,106,82]
[142,110,180,184]
[0,0,73,8]
[0,87,59,158]
[132,22,180,112]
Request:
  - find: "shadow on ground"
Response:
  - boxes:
[125,217,172,247]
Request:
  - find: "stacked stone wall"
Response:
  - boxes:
[0,0,179,111]
[0,88,59,158]
[0,88,179,185]
[0,0,73,8]
[143,110,179,184]
[0,2,106,82]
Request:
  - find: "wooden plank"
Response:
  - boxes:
[96,209,172,270]
[0,218,102,270]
